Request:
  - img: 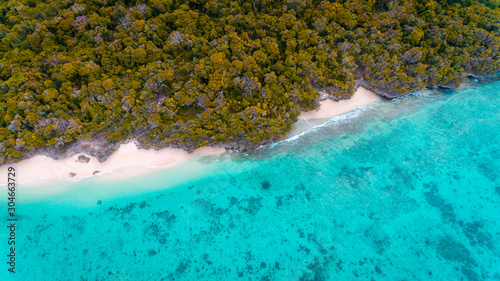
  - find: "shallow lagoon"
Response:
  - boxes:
[2,81,500,280]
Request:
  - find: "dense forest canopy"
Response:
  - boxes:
[0,0,499,163]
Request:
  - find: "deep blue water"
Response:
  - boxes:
[1,80,500,280]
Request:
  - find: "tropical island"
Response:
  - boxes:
[1,0,499,164]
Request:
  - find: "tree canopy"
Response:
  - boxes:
[1,0,499,163]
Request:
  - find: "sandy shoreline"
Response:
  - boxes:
[0,87,379,187]
[300,86,379,119]
[0,144,225,187]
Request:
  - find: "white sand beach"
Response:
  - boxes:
[1,86,380,186]
[0,144,225,187]
[301,86,379,119]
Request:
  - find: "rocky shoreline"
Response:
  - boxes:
[313,71,500,104]
[9,132,277,166]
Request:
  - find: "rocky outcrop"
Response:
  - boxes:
[77,155,90,163]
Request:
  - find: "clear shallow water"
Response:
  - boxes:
[2,81,500,280]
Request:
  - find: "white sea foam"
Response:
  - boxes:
[270,104,375,148]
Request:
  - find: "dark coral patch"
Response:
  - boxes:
[261,180,271,190]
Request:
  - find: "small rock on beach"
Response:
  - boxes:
[77,155,90,163]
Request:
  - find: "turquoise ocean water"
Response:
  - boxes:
[1,80,500,280]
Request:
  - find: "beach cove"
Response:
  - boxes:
[0,87,379,187]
